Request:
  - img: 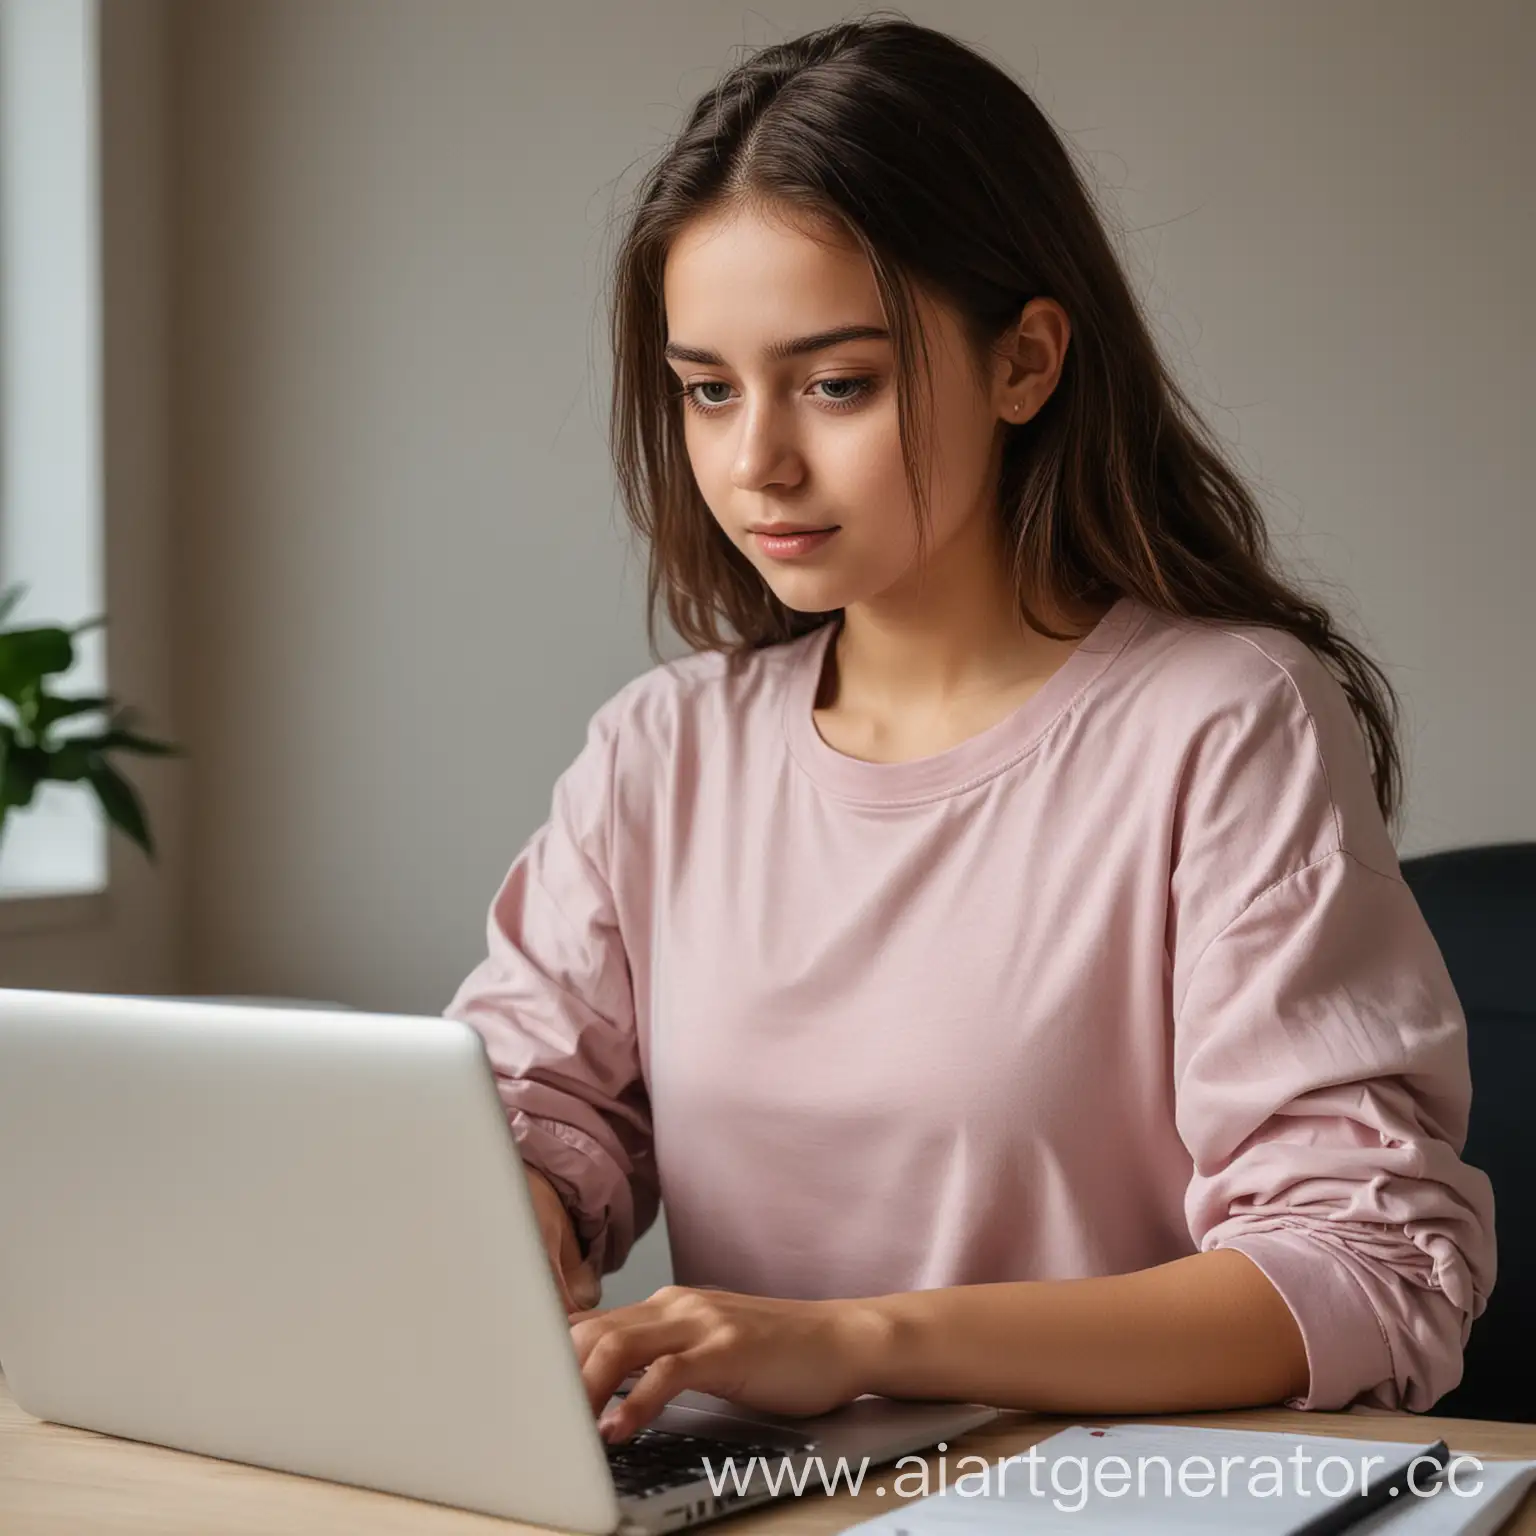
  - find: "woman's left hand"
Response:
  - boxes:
[570,1285,886,1441]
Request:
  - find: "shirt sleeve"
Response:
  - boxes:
[1168,649,1497,1412]
[443,694,656,1276]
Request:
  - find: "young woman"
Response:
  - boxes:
[445,16,1495,1443]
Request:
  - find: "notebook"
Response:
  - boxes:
[839,1422,1536,1536]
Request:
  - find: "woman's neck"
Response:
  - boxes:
[821,515,1107,715]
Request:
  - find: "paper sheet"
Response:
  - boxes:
[838,1423,1536,1536]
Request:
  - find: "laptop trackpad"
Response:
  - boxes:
[645,1395,812,1452]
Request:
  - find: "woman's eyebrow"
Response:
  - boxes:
[663,324,891,366]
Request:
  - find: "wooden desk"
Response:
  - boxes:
[4,1372,1535,1535]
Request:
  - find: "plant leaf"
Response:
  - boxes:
[0,627,75,703]
[103,729,182,758]
[46,742,97,783]
[87,760,154,860]
[0,583,26,628]
[53,728,182,759]
[1,740,45,813]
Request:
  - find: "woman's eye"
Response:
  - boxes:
[814,377,871,406]
[679,376,875,416]
[688,381,734,409]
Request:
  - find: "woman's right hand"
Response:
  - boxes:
[526,1166,602,1314]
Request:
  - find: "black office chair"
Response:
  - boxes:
[1399,841,1536,1423]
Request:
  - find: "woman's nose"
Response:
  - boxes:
[730,399,802,492]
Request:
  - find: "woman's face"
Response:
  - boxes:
[661,204,1040,618]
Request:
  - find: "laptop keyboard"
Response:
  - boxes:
[605,1428,805,1499]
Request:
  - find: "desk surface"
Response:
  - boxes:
[3,1372,1535,1535]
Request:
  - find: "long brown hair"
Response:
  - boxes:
[607,12,1404,832]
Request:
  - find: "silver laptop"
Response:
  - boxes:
[0,989,996,1533]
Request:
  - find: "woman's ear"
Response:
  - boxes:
[994,297,1071,427]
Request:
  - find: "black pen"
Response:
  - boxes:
[1291,1440,1450,1536]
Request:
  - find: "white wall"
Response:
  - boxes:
[167,0,1533,1301]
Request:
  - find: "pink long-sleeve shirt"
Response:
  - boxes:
[444,594,1496,1413]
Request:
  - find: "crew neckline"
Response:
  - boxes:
[782,595,1147,804]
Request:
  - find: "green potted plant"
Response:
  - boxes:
[0,582,179,864]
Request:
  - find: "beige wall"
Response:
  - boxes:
[169,0,666,1014]
[0,0,183,991]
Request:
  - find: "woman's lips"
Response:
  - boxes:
[751,527,840,560]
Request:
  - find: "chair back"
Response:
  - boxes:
[1400,841,1536,1422]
